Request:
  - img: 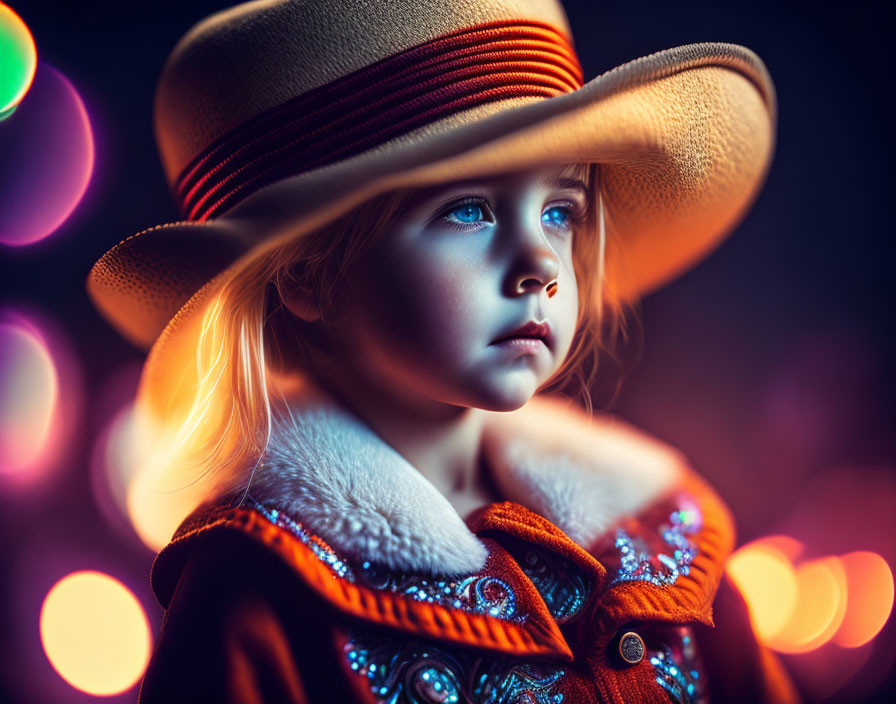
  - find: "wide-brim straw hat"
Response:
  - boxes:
[87,0,775,407]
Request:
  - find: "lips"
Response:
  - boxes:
[491,320,554,351]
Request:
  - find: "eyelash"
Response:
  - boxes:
[439,197,585,233]
[439,198,491,231]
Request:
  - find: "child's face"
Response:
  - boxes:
[323,164,585,412]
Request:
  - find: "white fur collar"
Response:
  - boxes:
[247,381,685,576]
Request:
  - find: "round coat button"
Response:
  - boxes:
[617,631,645,665]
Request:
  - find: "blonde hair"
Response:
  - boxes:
[128,163,639,547]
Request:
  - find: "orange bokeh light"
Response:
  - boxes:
[39,570,151,696]
[767,557,848,653]
[834,551,894,648]
[753,534,804,561]
[729,536,894,656]
[726,542,799,641]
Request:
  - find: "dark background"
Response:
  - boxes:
[2,0,894,701]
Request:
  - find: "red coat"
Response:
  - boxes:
[138,391,799,703]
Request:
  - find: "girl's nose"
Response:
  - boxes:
[506,211,560,296]
[507,242,561,296]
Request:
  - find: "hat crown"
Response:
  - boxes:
[154,0,574,185]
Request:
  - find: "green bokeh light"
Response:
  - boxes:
[0,3,37,114]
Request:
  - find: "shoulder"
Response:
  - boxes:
[140,506,358,704]
[481,393,735,560]
[150,499,349,613]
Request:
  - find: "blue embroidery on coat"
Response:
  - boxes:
[344,628,566,704]
[360,565,521,622]
[245,497,356,581]
[611,497,701,588]
[647,626,707,704]
[516,547,591,623]
[245,498,523,622]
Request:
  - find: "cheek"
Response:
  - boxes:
[353,244,492,362]
[555,260,580,351]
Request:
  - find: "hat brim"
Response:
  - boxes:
[88,42,775,352]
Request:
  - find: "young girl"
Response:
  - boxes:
[88,1,798,702]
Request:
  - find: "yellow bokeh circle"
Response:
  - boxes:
[39,570,152,696]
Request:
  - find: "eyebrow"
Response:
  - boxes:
[536,175,590,198]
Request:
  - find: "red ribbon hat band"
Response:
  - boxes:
[174,20,584,222]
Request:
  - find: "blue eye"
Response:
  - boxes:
[542,205,573,230]
[446,202,486,224]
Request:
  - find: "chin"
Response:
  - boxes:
[469,380,539,413]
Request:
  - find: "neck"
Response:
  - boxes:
[281,363,490,511]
